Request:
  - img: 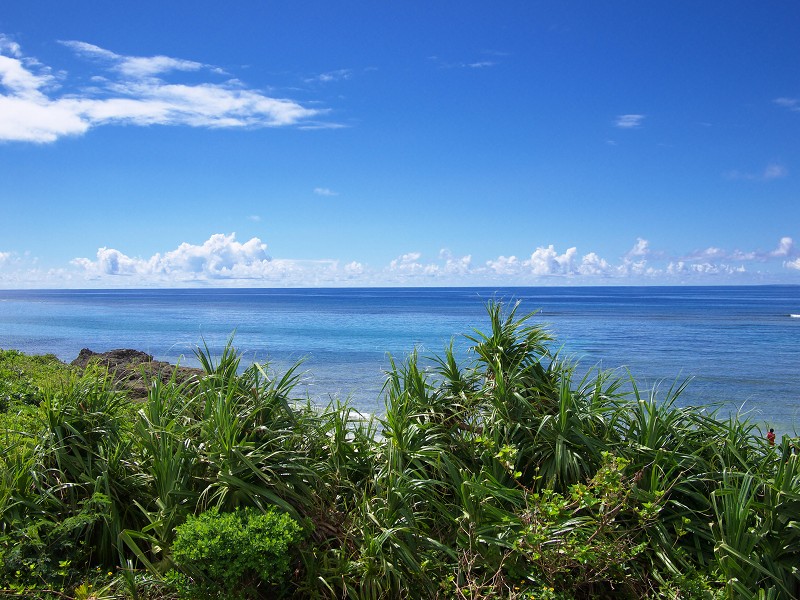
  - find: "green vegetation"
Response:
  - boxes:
[170,505,302,598]
[1,302,798,599]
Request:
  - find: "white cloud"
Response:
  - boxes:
[439,249,472,275]
[775,97,800,112]
[486,255,519,275]
[344,261,364,275]
[387,252,440,277]
[63,234,376,287]
[763,164,788,180]
[684,237,796,264]
[0,34,21,58]
[4,235,799,288]
[306,69,352,84]
[429,55,499,69]
[0,37,325,143]
[578,252,611,276]
[725,163,788,181]
[71,233,272,280]
[617,258,651,277]
[314,187,338,196]
[685,246,726,261]
[771,237,794,257]
[626,237,650,257]
[526,245,578,276]
[60,40,209,78]
[467,61,495,68]
[667,261,746,276]
[0,55,55,96]
[615,114,645,129]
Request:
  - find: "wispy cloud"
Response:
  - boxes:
[0,34,21,58]
[763,164,788,180]
[466,61,495,69]
[666,261,746,276]
[614,114,645,129]
[305,69,352,84]
[682,237,795,263]
[0,36,327,143]
[60,40,210,78]
[313,187,338,196]
[247,215,261,222]
[428,54,499,69]
[775,97,800,112]
[725,163,788,181]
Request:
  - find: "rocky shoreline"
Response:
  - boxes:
[70,348,203,399]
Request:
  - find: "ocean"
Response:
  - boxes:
[0,286,798,430]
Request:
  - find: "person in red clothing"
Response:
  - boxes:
[767,428,776,446]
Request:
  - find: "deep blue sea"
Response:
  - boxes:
[1,286,798,431]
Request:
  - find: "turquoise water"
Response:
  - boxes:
[0,286,798,429]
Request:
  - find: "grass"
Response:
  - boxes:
[1,302,798,599]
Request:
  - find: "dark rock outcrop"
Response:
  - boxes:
[71,348,203,399]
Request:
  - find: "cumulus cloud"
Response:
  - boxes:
[64,234,378,287]
[526,245,578,276]
[388,252,437,276]
[4,235,800,288]
[71,233,272,279]
[771,237,794,257]
[439,249,472,275]
[486,255,519,276]
[344,261,364,275]
[615,114,645,129]
[0,36,326,143]
[618,259,654,278]
[313,187,338,196]
[578,252,612,276]
[626,238,650,257]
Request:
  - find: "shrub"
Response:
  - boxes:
[170,505,302,599]
[0,349,67,411]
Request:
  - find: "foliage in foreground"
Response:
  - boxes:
[0,302,798,599]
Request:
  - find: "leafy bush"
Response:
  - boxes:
[2,305,800,599]
[170,505,302,599]
[0,492,112,594]
[0,349,67,411]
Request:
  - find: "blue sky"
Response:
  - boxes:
[1,1,798,287]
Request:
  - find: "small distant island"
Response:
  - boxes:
[1,303,797,599]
